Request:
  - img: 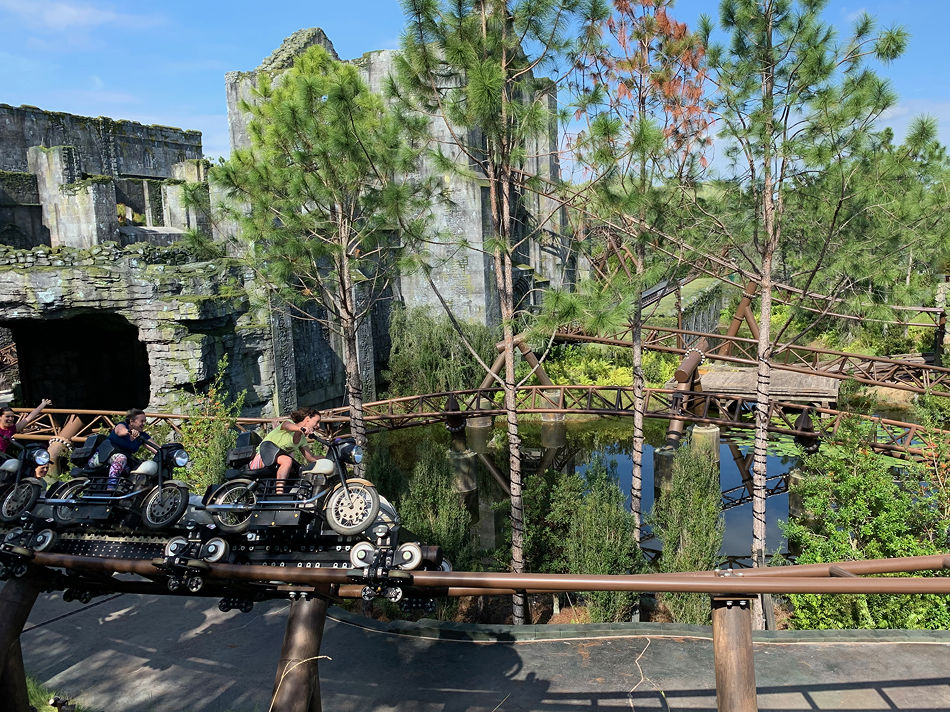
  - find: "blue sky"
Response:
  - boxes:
[1,0,948,162]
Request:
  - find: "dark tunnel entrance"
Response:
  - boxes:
[5,313,151,410]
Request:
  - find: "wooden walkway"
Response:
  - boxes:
[697,366,840,406]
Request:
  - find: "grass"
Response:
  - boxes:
[27,676,97,712]
[652,277,732,318]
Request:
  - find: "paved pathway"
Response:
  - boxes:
[21,591,950,711]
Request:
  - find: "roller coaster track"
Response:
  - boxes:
[322,386,943,461]
[555,324,950,396]
[638,235,946,328]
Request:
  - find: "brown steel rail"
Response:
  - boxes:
[9,390,949,462]
[555,324,950,396]
[25,552,950,594]
[642,237,944,328]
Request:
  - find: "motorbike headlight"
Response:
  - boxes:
[338,442,364,465]
[33,449,51,466]
[173,449,190,467]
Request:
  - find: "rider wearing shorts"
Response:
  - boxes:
[250,407,322,492]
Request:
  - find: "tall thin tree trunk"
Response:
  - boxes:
[751,259,772,629]
[751,10,777,630]
[631,241,646,542]
[339,260,368,476]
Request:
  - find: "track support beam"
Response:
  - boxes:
[0,570,47,712]
[270,588,331,712]
[711,595,758,712]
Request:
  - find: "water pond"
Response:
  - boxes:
[368,415,798,565]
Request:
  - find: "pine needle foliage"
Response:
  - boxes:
[211,45,435,445]
[563,456,645,622]
[384,304,499,396]
[397,436,480,573]
[176,356,246,492]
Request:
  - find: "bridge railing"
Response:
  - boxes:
[7,389,948,462]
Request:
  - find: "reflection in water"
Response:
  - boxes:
[374,417,798,565]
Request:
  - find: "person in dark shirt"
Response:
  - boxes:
[104,408,158,487]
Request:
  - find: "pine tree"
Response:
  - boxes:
[212,45,433,448]
[566,0,711,540]
[393,0,602,623]
[701,0,907,625]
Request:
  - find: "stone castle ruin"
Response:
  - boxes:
[0,28,573,415]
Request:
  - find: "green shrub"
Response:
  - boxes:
[782,418,950,629]
[397,437,480,574]
[384,305,499,396]
[648,445,724,625]
[175,356,246,491]
[562,457,644,622]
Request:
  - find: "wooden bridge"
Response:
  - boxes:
[11,387,946,463]
[555,324,950,398]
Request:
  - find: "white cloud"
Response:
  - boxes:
[843,7,869,23]
[0,0,163,32]
[877,99,950,146]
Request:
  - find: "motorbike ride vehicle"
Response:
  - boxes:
[45,434,191,530]
[202,432,380,537]
[0,442,51,522]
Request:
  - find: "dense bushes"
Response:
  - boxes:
[522,456,644,622]
[783,418,950,629]
[649,445,724,625]
[541,344,677,387]
[384,305,498,396]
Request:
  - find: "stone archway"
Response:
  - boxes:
[5,313,150,410]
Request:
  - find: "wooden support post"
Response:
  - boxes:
[712,596,758,712]
[0,639,31,712]
[742,303,760,341]
[478,351,506,390]
[0,570,46,712]
[665,381,691,445]
[720,282,758,356]
[270,592,331,712]
[48,414,84,476]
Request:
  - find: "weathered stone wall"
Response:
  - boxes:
[0,170,45,248]
[0,242,281,415]
[27,145,118,248]
[224,28,338,153]
[0,104,201,177]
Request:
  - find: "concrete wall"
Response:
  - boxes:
[0,104,201,177]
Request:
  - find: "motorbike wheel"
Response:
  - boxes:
[324,482,380,536]
[210,481,256,535]
[52,480,89,527]
[0,481,41,522]
[30,528,58,552]
[141,484,188,530]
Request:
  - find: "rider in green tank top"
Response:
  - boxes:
[252,407,322,492]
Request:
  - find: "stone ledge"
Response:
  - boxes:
[326,607,950,644]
